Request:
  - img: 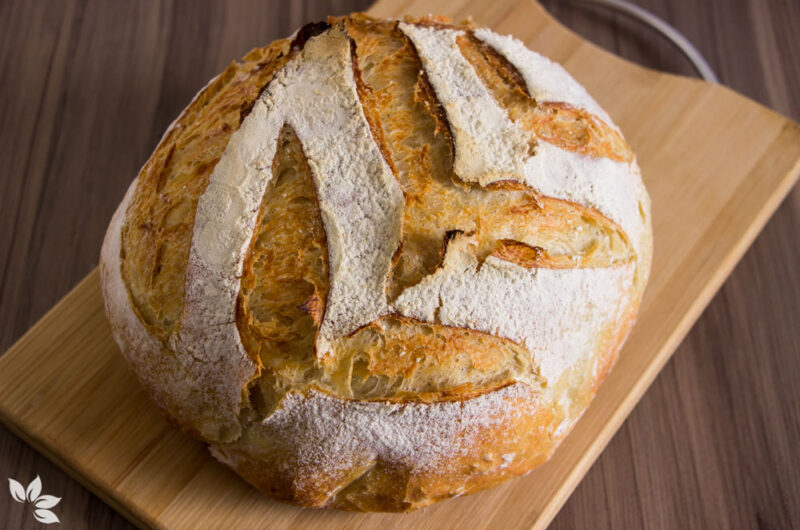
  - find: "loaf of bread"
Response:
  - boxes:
[100,13,652,511]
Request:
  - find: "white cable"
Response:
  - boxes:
[566,0,719,83]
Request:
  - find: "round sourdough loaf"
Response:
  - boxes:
[100,14,652,511]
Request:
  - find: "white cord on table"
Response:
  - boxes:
[567,0,719,83]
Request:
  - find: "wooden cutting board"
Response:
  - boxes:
[1,0,799,528]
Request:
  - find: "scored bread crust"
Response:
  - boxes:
[100,13,652,511]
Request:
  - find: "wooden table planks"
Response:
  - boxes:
[1,1,799,528]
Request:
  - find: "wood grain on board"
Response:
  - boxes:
[1,0,798,528]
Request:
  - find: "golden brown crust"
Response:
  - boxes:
[237,123,329,392]
[325,315,535,399]
[104,13,652,513]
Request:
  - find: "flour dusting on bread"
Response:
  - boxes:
[101,177,243,440]
[214,382,547,508]
[525,141,646,254]
[393,232,633,383]
[473,28,613,124]
[279,27,404,347]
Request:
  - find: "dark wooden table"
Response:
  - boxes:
[1,1,798,528]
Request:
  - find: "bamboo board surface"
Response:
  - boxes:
[1,0,799,528]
